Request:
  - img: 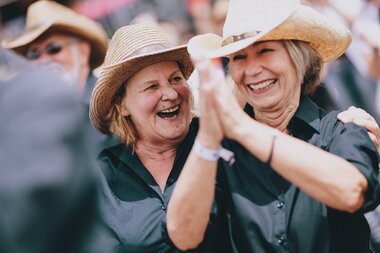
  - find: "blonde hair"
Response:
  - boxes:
[282,40,324,95]
[108,95,138,149]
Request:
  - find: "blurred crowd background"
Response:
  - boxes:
[1,0,380,252]
[1,0,380,123]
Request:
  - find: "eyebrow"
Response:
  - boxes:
[138,68,182,87]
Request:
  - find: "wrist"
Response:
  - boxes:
[230,113,252,142]
[193,137,235,165]
[197,132,221,149]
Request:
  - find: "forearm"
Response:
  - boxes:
[234,118,368,212]
[167,148,218,250]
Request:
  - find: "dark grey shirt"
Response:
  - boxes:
[97,119,230,253]
[219,97,380,253]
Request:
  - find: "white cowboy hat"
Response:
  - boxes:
[90,22,194,134]
[1,0,108,69]
[188,0,352,62]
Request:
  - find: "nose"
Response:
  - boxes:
[245,56,263,77]
[161,86,178,100]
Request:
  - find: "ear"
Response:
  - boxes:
[116,102,130,116]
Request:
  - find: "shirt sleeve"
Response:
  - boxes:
[326,117,380,213]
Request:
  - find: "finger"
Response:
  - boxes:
[338,107,374,123]
[352,118,380,139]
[352,118,380,148]
[352,107,373,120]
[367,132,379,149]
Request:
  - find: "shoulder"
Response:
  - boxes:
[97,144,128,178]
[319,110,369,142]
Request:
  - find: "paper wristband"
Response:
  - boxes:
[193,138,235,165]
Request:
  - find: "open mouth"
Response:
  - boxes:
[157,105,180,119]
[248,79,276,93]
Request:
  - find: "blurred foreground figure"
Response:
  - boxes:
[0,48,114,253]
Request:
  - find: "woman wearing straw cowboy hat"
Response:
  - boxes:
[89,22,231,252]
[167,0,380,252]
[2,0,119,154]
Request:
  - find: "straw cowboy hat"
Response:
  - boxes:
[90,22,194,134]
[188,0,352,62]
[1,0,108,69]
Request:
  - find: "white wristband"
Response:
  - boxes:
[193,138,235,165]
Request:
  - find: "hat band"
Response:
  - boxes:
[121,42,171,61]
[222,31,261,47]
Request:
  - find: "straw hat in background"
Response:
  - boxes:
[90,22,194,135]
[188,0,352,62]
[1,0,108,69]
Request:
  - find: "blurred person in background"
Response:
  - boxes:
[0,46,115,253]
[304,0,380,121]
[1,0,119,155]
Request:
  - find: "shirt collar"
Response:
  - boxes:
[98,118,199,174]
[292,96,322,134]
[243,96,322,134]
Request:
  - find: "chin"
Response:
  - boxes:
[164,125,189,140]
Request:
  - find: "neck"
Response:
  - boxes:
[253,99,299,133]
[135,140,178,164]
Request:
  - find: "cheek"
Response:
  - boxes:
[229,63,243,84]
[52,54,71,69]
[136,96,159,112]
[126,95,160,117]
[176,85,191,102]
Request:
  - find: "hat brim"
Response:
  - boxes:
[188,6,352,62]
[90,45,194,134]
[1,22,107,69]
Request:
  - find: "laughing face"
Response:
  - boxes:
[228,41,301,113]
[119,61,192,145]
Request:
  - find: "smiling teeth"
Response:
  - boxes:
[249,80,274,91]
[161,105,179,113]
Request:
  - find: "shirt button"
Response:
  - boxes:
[276,201,284,208]
[277,236,286,245]
[162,206,166,211]
[168,178,174,183]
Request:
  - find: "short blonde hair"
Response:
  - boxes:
[108,87,138,149]
[282,40,323,95]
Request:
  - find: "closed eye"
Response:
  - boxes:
[169,74,184,84]
[171,76,183,83]
[144,84,158,92]
[232,54,246,61]
[258,48,274,54]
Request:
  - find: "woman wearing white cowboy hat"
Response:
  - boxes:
[167,0,380,252]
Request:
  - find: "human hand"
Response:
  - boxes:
[193,57,224,148]
[202,61,250,140]
[337,106,380,149]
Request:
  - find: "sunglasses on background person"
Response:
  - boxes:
[26,40,78,60]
